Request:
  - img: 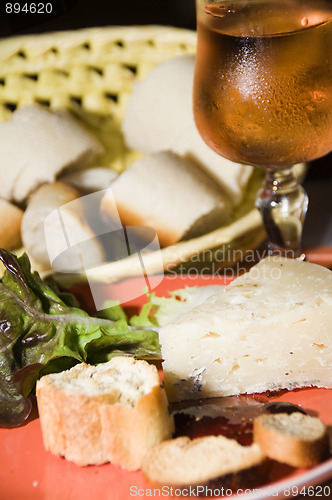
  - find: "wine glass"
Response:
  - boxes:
[194,0,332,257]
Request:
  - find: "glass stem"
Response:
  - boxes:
[256,166,308,258]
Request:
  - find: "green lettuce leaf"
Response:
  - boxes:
[0,250,160,428]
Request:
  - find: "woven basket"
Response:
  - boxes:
[0,26,266,277]
[0,25,196,172]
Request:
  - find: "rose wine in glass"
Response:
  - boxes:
[194,0,332,256]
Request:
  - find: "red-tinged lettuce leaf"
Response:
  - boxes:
[0,357,32,428]
[0,250,160,427]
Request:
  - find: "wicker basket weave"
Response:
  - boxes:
[0,26,267,277]
[0,25,196,172]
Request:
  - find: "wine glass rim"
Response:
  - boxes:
[204,16,332,39]
[199,0,332,38]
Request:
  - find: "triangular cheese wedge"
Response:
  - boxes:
[160,256,332,401]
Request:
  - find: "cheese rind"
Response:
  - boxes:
[159,257,332,401]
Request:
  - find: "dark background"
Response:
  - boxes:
[0,0,330,181]
[0,0,196,36]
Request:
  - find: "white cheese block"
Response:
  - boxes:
[160,257,332,401]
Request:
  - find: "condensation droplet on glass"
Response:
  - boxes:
[301,17,309,27]
[312,90,326,102]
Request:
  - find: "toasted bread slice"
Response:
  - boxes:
[253,412,329,468]
[142,435,267,492]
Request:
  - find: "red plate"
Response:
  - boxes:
[1,275,331,500]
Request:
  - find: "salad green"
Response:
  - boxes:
[0,250,160,428]
[0,249,224,428]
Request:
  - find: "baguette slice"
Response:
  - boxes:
[253,412,329,468]
[0,199,23,249]
[36,357,174,470]
[21,181,105,272]
[122,55,252,206]
[0,104,103,203]
[142,435,267,492]
[122,56,194,153]
[101,151,231,248]
[60,167,118,193]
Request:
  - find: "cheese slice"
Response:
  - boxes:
[159,257,332,401]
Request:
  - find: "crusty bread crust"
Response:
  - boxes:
[0,199,23,249]
[36,383,110,466]
[36,357,174,469]
[0,199,23,250]
[101,197,182,247]
[253,412,329,468]
[100,384,176,470]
